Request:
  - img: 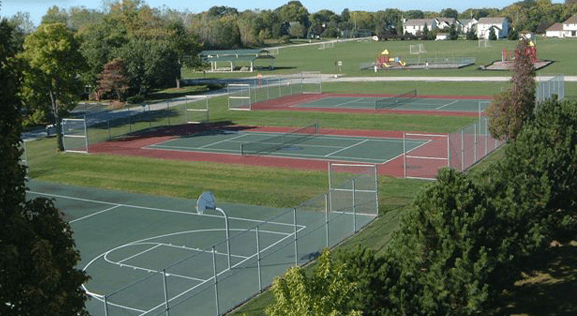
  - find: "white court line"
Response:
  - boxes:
[436,100,460,110]
[29,191,305,229]
[325,139,369,157]
[118,244,162,264]
[332,97,368,107]
[138,224,308,316]
[70,205,122,223]
[198,133,249,149]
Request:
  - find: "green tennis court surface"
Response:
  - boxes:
[27,180,376,316]
[292,96,490,112]
[146,129,425,164]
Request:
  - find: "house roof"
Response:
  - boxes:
[546,23,563,32]
[437,18,456,25]
[478,17,508,25]
[460,19,477,25]
[404,19,436,27]
[563,14,577,24]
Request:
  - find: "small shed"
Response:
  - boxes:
[199,49,275,72]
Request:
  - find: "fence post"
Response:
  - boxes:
[167,102,171,126]
[447,134,450,168]
[256,226,262,292]
[461,130,464,171]
[103,295,109,316]
[325,193,329,248]
[352,179,357,233]
[162,270,170,316]
[212,246,219,316]
[293,208,298,265]
[403,133,407,178]
[474,123,477,163]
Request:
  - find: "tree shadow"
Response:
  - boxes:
[492,242,577,316]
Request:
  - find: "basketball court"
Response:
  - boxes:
[27,177,376,316]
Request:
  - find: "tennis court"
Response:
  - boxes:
[291,93,490,113]
[27,178,377,316]
[144,125,426,165]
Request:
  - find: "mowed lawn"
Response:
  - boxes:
[184,37,577,79]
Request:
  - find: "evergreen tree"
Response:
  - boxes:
[489,27,497,40]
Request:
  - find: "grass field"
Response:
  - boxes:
[184,38,577,79]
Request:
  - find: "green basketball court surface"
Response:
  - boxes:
[27,180,375,316]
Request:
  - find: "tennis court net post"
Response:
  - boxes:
[240,123,319,156]
[374,89,417,109]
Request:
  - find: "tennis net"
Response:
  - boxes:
[374,89,417,109]
[241,123,319,156]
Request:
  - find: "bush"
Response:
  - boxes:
[126,94,145,105]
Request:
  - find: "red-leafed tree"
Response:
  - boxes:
[98,58,129,101]
[486,38,536,141]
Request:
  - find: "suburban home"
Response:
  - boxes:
[544,15,577,38]
[477,17,510,39]
[545,23,564,37]
[437,18,461,32]
[562,14,577,37]
[403,19,438,36]
[460,18,478,34]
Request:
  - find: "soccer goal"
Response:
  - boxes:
[410,44,426,55]
[185,95,209,123]
[228,84,252,110]
[478,38,492,48]
[300,71,322,94]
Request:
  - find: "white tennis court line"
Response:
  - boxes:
[324,139,369,157]
[198,132,249,149]
[332,97,369,107]
[435,100,460,110]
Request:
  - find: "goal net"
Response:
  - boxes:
[185,95,209,123]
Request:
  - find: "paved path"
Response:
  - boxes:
[323,75,577,82]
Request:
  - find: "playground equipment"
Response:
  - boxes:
[375,49,406,69]
[514,40,538,63]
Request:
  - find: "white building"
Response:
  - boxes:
[546,23,564,38]
[477,17,510,39]
[436,18,461,32]
[403,19,438,36]
[562,14,577,37]
[544,15,577,38]
[460,18,478,34]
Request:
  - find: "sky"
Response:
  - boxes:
[0,0,566,27]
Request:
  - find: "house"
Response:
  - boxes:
[403,19,438,36]
[477,17,510,39]
[437,18,461,32]
[460,18,478,34]
[562,14,577,37]
[544,15,577,38]
[545,23,564,38]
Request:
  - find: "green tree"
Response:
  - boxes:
[486,38,536,140]
[489,27,497,40]
[266,249,361,316]
[466,25,478,40]
[389,169,502,315]
[440,8,459,19]
[0,18,90,316]
[20,23,85,151]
